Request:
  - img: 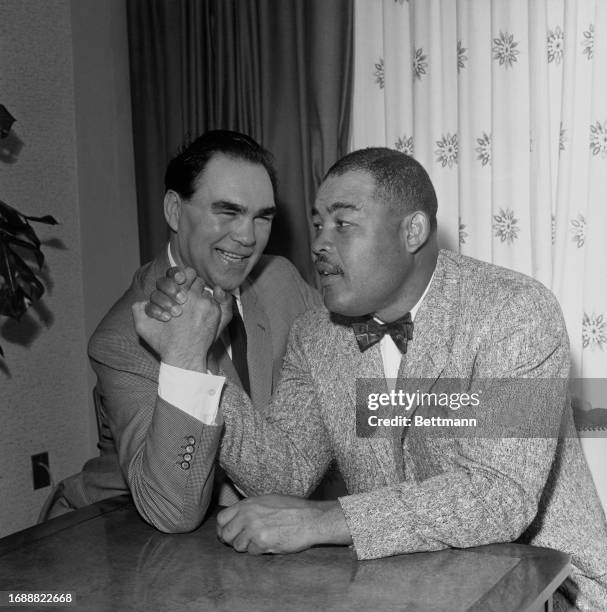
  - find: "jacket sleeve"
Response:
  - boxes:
[338,285,571,559]
[89,327,220,533]
[219,316,333,497]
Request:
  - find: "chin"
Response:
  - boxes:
[200,274,233,292]
[216,263,259,292]
[323,295,366,318]
[217,279,243,292]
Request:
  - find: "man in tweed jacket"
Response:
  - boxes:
[50,131,320,529]
[139,148,607,610]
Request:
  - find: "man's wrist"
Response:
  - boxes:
[310,500,352,546]
[163,352,207,373]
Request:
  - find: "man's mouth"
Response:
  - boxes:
[215,248,251,265]
[315,261,344,277]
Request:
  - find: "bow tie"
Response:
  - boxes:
[352,313,414,354]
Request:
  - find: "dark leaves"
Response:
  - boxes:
[0,105,16,138]
[0,199,56,321]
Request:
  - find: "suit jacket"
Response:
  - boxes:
[218,250,607,611]
[73,249,321,532]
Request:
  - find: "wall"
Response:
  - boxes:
[0,0,139,537]
[70,0,140,446]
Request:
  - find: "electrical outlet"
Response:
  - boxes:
[31,452,50,489]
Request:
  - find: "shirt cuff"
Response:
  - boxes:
[158,362,225,425]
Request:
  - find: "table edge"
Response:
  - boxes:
[0,494,132,557]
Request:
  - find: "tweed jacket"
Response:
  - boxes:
[78,249,321,531]
[218,250,607,611]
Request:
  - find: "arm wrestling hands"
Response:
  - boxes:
[132,267,232,372]
[141,267,353,554]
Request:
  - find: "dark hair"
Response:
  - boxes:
[325,147,438,232]
[164,130,277,199]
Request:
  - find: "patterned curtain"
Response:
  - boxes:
[351,0,607,510]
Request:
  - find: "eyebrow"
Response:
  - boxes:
[212,201,276,216]
[311,202,361,216]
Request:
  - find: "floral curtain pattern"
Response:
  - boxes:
[351,0,607,509]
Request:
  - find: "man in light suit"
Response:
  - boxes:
[139,148,607,610]
[50,130,321,530]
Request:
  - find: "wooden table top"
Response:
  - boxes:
[0,495,570,611]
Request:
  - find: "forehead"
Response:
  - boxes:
[314,170,377,213]
[194,153,274,201]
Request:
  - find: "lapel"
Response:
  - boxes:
[208,335,239,383]
[336,317,401,487]
[390,252,461,479]
[398,250,460,395]
[239,278,273,409]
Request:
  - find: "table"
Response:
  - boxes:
[0,496,570,611]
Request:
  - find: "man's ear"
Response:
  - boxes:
[402,211,431,253]
[164,190,182,232]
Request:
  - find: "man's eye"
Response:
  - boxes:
[312,222,322,232]
[336,220,351,230]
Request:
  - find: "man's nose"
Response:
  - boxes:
[232,218,256,246]
[311,227,332,257]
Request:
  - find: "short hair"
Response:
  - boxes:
[164,130,277,199]
[324,147,438,232]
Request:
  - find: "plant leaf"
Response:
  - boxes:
[9,248,44,302]
[25,214,58,225]
[0,200,43,249]
[0,199,56,329]
[1,233,45,268]
[0,241,16,295]
[0,241,44,318]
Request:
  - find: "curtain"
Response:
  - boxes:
[352,0,607,509]
[126,0,353,283]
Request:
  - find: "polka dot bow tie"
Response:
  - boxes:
[351,313,414,354]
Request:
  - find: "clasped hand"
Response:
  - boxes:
[131,266,232,371]
[216,495,345,555]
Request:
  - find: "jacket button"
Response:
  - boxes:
[183,453,192,462]
[180,461,190,470]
